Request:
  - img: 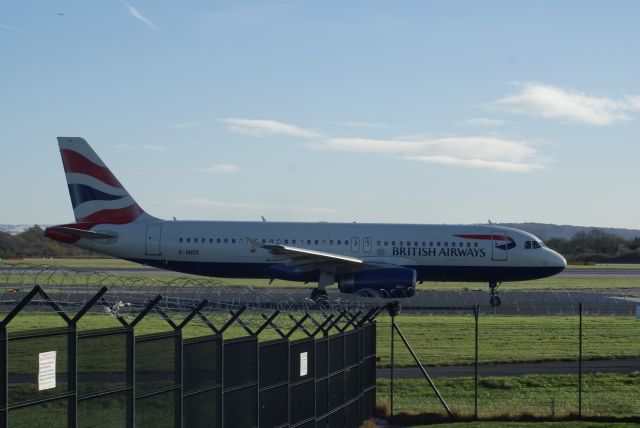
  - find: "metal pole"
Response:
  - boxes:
[68,321,77,428]
[474,305,479,420]
[390,314,394,422]
[393,322,453,417]
[1,326,7,428]
[579,302,583,418]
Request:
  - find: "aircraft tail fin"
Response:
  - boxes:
[56,137,157,225]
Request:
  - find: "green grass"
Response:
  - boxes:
[377,372,640,419]
[376,315,640,367]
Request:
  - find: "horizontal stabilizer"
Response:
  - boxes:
[45,226,116,240]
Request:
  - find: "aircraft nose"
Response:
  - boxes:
[551,250,567,270]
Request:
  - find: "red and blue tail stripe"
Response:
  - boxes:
[56,137,153,227]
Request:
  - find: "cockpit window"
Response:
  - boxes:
[525,240,543,249]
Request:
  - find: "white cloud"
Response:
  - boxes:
[125,3,161,34]
[457,117,504,127]
[407,155,542,173]
[493,83,640,125]
[0,24,16,31]
[172,122,199,129]
[197,164,241,174]
[116,144,167,152]
[218,118,323,139]
[313,136,544,172]
[219,117,546,172]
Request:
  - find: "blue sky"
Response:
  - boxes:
[2,1,640,228]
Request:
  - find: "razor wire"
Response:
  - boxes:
[0,262,381,329]
[0,261,638,318]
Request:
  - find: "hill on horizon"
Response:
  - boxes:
[498,223,640,241]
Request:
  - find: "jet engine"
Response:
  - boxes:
[338,268,416,298]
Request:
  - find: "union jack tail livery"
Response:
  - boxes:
[46,138,157,243]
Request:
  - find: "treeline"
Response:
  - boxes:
[546,229,640,263]
[0,226,96,259]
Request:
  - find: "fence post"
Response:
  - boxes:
[390,312,394,422]
[68,320,77,428]
[474,305,479,420]
[579,302,583,419]
[126,325,135,428]
[386,302,400,422]
[1,325,7,428]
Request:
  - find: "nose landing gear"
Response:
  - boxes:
[489,281,501,307]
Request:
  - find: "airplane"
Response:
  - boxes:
[45,137,567,306]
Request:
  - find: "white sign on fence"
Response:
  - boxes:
[38,351,57,391]
[299,351,308,377]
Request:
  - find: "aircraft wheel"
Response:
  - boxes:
[490,295,501,307]
[310,289,328,301]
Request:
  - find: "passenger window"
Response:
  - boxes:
[437,242,440,247]
[330,240,334,245]
[270,239,274,244]
[315,240,319,245]
[459,242,463,247]
[384,241,388,246]
[179,238,183,243]
[338,240,342,245]
[444,242,448,247]
[187,238,191,243]
[262,239,266,244]
[232,239,236,244]
[322,240,326,245]
[474,243,478,248]
[292,239,296,244]
[376,241,381,246]
[194,238,198,243]
[391,241,396,246]
[467,242,471,247]
[217,238,221,244]
[414,241,418,246]
[430,242,433,247]
[284,239,288,244]
[421,242,425,247]
[399,241,403,246]
[307,240,311,245]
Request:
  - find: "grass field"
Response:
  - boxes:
[376,372,640,419]
[376,314,640,367]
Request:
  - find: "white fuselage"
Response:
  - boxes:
[76,220,566,284]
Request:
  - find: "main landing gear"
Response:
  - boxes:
[489,281,501,307]
[310,288,328,300]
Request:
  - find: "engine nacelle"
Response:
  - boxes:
[338,268,416,298]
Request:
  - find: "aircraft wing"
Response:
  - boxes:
[261,244,373,273]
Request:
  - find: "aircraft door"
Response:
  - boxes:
[351,237,360,253]
[363,237,372,253]
[145,224,162,256]
[491,230,508,261]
